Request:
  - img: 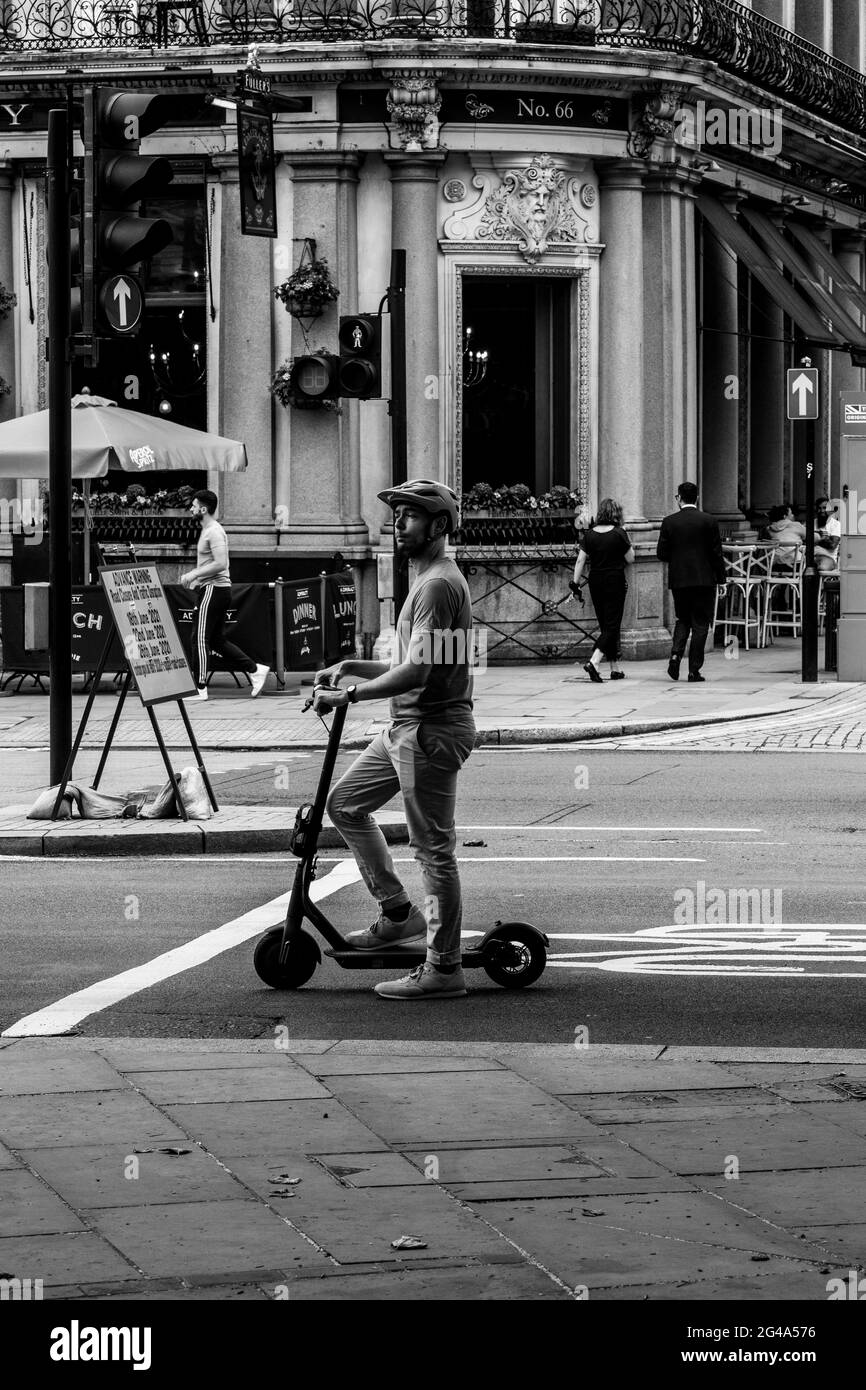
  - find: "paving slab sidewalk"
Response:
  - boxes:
[0,1039,864,1302]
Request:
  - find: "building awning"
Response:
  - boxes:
[696,195,858,349]
[786,219,866,326]
[738,207,866,351]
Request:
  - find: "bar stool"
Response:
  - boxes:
[761,546,804,645]
[717,545,765,650]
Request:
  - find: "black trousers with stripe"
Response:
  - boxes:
[192,584,256,686]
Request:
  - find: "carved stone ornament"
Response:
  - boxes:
[627,87,683,160]
[443,156,591,263]
[386,77,442,153]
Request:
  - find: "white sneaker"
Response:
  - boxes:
[185,687,208,702]
[250,663,270,698]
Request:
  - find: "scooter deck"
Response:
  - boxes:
[324,946,488,970]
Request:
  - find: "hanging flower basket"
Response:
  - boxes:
[274,256,339,321]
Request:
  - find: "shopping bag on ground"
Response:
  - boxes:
[177,766,213,820]
[27,784,82,820]
[139,780,180,819]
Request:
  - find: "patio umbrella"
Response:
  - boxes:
[0,394,248,477]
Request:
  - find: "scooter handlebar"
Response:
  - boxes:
[304,674,336,711]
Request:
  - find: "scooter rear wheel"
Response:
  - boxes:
[483,925,547,989]
[254,927,320,989]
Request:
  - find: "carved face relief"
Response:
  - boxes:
[476,156,584,263]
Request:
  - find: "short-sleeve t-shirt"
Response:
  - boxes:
[579,525,632,573]
[197,521,231,587]
[390,557,475,729]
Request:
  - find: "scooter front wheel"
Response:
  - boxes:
[254,927,320,989]
[482,924,547,989]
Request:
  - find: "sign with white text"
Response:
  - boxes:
[99,565,196,706]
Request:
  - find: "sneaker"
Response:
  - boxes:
[667,656,681,681]
[346,905,428,951]
[250,663,270,698]
[374,963,467,1000]
[688,672,706,682]
[610,671,625,680]
[185,687,209,702]
[583,661,603,684]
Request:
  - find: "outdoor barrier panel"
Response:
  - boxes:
[0,576,357,684]
[164,584,274,674]
[325,572,357,661]
[283,581,324,670]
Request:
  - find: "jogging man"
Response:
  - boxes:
[313,479,476,1000]
[181,489,269,701]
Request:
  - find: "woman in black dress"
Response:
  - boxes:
[570,498,635,682]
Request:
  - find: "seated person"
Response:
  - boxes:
[766,503,806,571]
[814,496,841,572]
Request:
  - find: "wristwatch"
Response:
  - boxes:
[346,685,359,703]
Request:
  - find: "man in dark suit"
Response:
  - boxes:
[656,481,727,682]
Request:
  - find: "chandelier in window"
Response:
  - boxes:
[463,326,489,388]
[148,309,206,415]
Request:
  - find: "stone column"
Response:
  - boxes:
[629,163,700,659]
[833,0,865,68]
[212,154,274,532]
[598,161,646,521]
[384,153,447,478]
[749,280,786,515]
[829,232,865,496]
[642,164,699,517]
[0,166,17,584]
[700,195,743,524]
[794,0,830,49]
[282,152,367,549]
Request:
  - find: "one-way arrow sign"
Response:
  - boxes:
[787,366,819,420]
[98,273,143,336]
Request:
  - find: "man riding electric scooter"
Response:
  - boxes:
[312,479,475,1000]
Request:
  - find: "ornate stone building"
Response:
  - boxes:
[1,1,866,659]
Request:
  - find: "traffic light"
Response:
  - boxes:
[338,314,382,399]
[290,352,340,403]
[93,89,177,336]
[69,168,89,339]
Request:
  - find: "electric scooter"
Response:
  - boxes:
[253,689,549,991]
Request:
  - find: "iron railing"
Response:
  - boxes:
[1,2,865,136]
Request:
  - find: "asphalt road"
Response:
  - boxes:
[2,749,865,1046]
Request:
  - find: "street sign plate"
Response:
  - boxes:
[98,273,143,335]
[787,366,819,420]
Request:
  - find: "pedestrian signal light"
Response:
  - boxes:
[338,314,382,399]
[290,353,340,402]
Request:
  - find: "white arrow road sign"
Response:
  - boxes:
[98,273,143,334]
[787,366,819,419]
[113,277,132,327]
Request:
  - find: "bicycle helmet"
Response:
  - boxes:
[377,478,460,535]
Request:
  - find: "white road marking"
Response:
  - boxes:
[1,859,362,1038]
[537,923,866,978]
[354,856,708,864]
[456,825,764,833]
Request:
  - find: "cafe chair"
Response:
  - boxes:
[761,546,804,646]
